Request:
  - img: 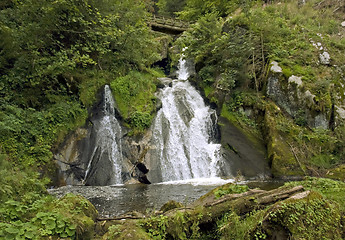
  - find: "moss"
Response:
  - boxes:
[160,200,184,213]
[54,193,98,239]
[257,191,343,239]
[102,221,151,240]
[263,105,304,177]
[284,177,345,212]
[214,183,249,199]
[217,210,267,240]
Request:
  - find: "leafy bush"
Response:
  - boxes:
[111,70,162,133]
[0,193,96,239]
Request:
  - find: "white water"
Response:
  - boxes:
[176,57,189,80]
[152,59,223,182]
[84,85,123,185]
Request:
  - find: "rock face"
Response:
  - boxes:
[266,61,330,129]
[218,117,270,179]
[55,86,151,186]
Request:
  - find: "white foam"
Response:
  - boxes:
[155,177,235,186]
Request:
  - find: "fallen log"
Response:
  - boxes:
[141,185,305,239]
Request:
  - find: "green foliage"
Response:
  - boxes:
[266,193,342,239]
[217,210,267,240]
[142,209,205,240]
[178,0,259,21]
[215,181,344,239]
[0,99,87,167]
[0,0,163,238]
[0,193,96,239]
[110,70,161,133]
[284,177,345,212]
[214,183,249,199]
[177,0,344,109]
[142,215,169,240]
[0,153,47,204]
[156,0,186,17]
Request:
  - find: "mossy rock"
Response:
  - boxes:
[263,106,305,177]
[160,200,184,212]
[102,221,151,240]
[55,193,98,239]
[253,191,343,239]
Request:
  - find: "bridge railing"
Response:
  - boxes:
[151,15,190,29]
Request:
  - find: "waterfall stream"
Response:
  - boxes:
[83,85,123,186]
[149,58,225,182]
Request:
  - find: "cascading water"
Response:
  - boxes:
[83,85,123,185]
[150,58,225,182]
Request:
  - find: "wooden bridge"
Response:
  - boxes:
[149,15,190,35]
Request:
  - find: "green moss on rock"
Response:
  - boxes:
[255,191,343,239]
[55,193,98,239]
[102,221,151,240]
[262,104,305,177]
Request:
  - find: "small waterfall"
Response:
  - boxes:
[84,85,123,185]
[176,57,189,80]
[151,60,223,182]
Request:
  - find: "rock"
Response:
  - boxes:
[136,162,149,174]
[218,117,270,178]
[303,90,315,107]
[157,77,173,86]
[314,113,328,129]
[288,75,303,87]
[335,105,345,119]
[341,21,345,27]
[270,61,282,73]
[319,51,330,65]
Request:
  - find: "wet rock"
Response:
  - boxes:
[157,77,173,86]
[314,113,328,129]
[266,63,332,129]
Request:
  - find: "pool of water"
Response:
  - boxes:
[49,178,286,218]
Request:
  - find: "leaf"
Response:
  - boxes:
[45,219,56,230]
[5,226,19,234]
[65,226,76,237]
[24,229,35,239]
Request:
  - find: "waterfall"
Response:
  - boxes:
[176,57,189,80]
[151,60,223,182]
[84,85,123,185]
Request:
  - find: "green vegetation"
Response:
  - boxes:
[0,0,162,238]
[214,183,249,199]
[1,0,345,238]
[216,189,343,240]
[110,69,164,133]
[0,192,97,239]
[108,177,343,240]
